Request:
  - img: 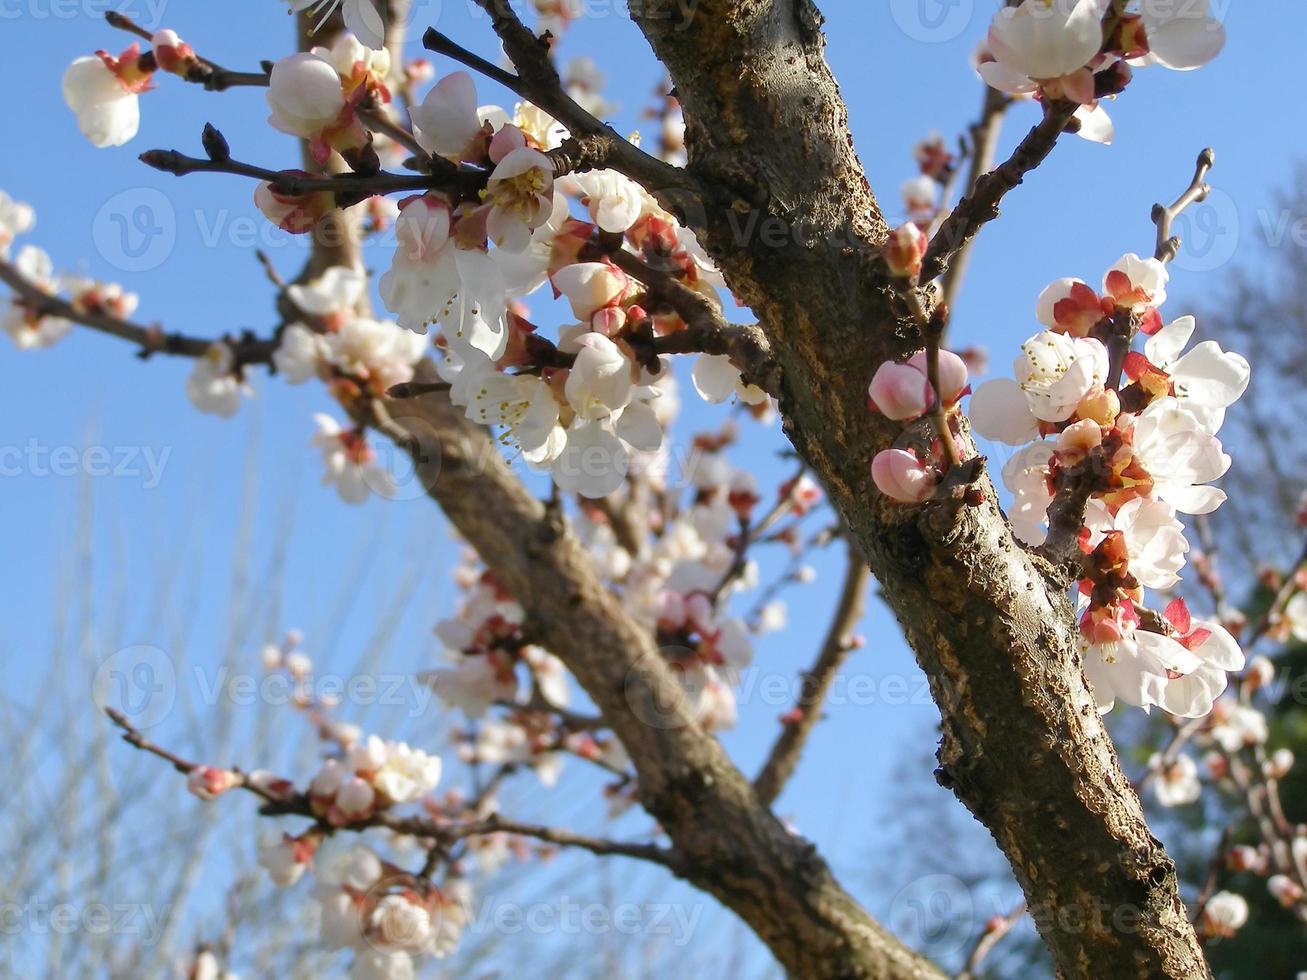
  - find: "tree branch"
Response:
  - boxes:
[754,542,869,806]
[0,255,275,364]
[423,4,703,203]
[104,707,682,871]
[922,100,1079,284]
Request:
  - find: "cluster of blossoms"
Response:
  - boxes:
[0,193,141,351]
[964,254,1249,717]
[50,15,765,508]
[976,0,1225,144]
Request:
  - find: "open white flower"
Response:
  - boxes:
[1083,496,1189,590]
[979,0,1104,102]
[266,51,346,140]
[1132,0,1226,71]
[186,342,248,417]
[1129,398,1230,514]
[379,196,461,333]
[287,265,365,326]
[0,191,35,257]
[313,413,394,503]
[1143,315,1249,434]
[62,49,146,147]
[481,147,555,252]
[1147,753,1200,807]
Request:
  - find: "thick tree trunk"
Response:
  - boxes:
[627,1,1210,975]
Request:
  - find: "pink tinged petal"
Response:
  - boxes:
[969,378,1040,444]
[871,449,936,504]
[906,349,970,406]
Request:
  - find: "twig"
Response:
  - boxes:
[956,900,1027,980]
[754,544,869,806]
[607,249,781,396]
[1152,149,1216,265]
[105,12,270,91]
[936,86,1010,310]
[422,6,701,202]
[103,706,685,871]
[921,100,1079,284]
[139,147,442,196]
[0,255,275,364]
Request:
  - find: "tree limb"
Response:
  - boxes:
[625,0,1210,974]
[754,542,869,806]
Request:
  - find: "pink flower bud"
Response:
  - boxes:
[254,177,336,235]
[871,449,936,504]
[882,222,928,280]
[1036,277,1110,337]
[186,766,239,801]
[907,349,970,406]
[152,29,198,76]
[867,361,932,421]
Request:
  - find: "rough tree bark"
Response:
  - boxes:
[287,7,939,977]
[621,1,1210,976]
[383,373,943,980]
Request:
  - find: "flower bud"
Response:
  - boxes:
[871,449,936,504]
[867,361,932,421]
[882,222,928,280]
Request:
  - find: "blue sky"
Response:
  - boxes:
[2,0,1303,975]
